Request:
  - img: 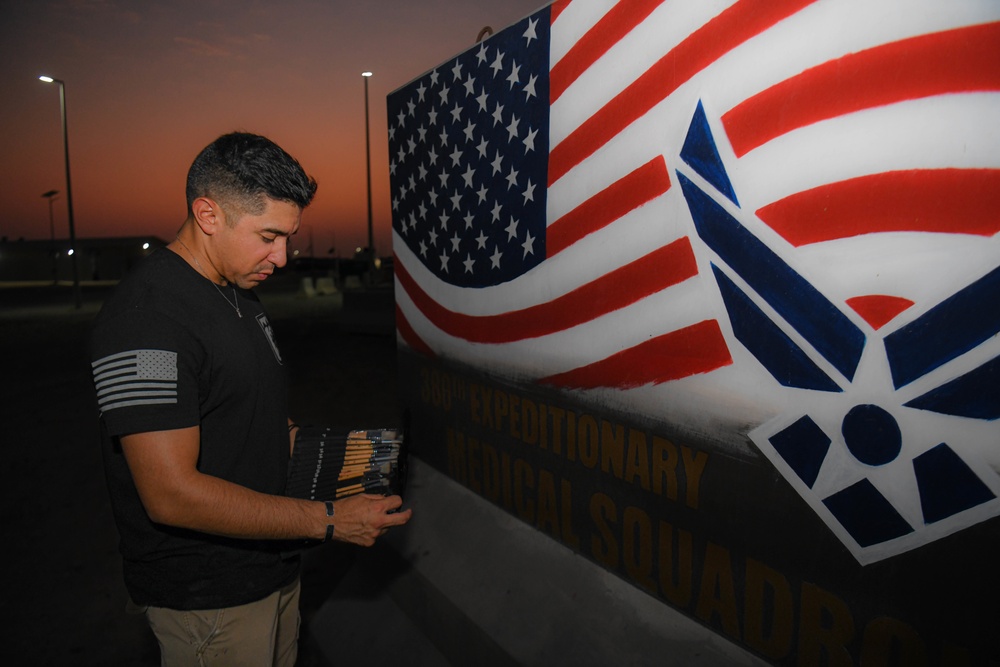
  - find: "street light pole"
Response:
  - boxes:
[42,189,59,284]
[39,75,81,309]
[362,71,374,279]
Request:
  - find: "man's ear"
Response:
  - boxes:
[191,197,223,236]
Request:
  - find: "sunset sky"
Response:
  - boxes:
[0,0,544,258]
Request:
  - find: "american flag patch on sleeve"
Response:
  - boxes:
[92,349,179,412]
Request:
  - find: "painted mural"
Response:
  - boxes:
[389,0,999,663]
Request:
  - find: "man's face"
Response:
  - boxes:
[212,197,301,289]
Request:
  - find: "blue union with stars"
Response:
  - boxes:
[387,11,550,288]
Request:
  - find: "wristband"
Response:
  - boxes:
[288,423,300,432]
[324,500,335,541]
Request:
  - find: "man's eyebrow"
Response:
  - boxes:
[261,227,294,236]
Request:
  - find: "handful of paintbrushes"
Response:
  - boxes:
[285,426,406,502]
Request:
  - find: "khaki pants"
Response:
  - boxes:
[142,578,301,667]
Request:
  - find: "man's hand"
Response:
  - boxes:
[329,494,413,547]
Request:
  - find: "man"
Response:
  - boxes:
[90,132,411,666]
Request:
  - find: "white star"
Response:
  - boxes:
[523,74,537,100]
[438,169,449,188]
[416,83,427,102]
[490,51,504,77]
[388,125,396,141]
[450,103,463,123]
[407,174,416,192]
[476,184,489,204]
[438,128,449,147]
[475,230,488,249]
[523,18,538,46]
[476,90,489,112]
[451,60,463,81]
[438,85,450,105]
[506,167,519,190]
[430,69,439,86]
[439,213,449,231]
[407,100,416,116]
[428,188,439,206]
[450,191,463,211]
[476,137,489,159]
[407,138,417,155]
[506,61,520,89]
[522,180,536,204]
[428,228,439,246]
[506,115,520,142]
[450,232,462,252]
[490,151,503,175]
[408,212,417,229]
[392,196,399,211]
[419,240,428,257]
[428,109,438,126]
[491,102,504,127]
[389,160,397,176]
[427,147,439,166]
[418,202,427,220]
[490,246,503,269]
[476,43,488,65]
[492,201,504,222]
[439,249,450,273]
[463,254,476,274]
[463,75,476,97]
[522,231,536,257]
[417,125,427,142]
[522,127,538,153]
[462,165,476,188]
[418,163,428,181]
[398,183,407,200]
[463,120,476,143]
[505,217,519,239]
[397,110,406,127]
[449,147,463,167]
[464,212,475,229]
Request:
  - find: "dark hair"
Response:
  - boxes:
[185,132,318,218]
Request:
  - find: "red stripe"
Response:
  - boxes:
[550,0,667,103]
[550,0,570,23]
[723,22,1000,158]
[547,156,670,257]
[756,169,1000,246]
[547,0,818,186]
[395,303,436,358]
[539,319,733,389]
[395,237,698,344]
[846,295,914,331]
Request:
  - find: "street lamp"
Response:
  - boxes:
[362,71,374,279]
[39,75,81,308]
[41,189,59,284]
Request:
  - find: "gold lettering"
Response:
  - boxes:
[481,441,501,503]
[861,617,927,667]
[536,469,559,536]
[560,479,580,550]
[681,445,708,509]
[469,382,483,425]
[601,421,625,479]
[695,542,741,640]
[799,582,854,667]
[548,405,564,455]
[494,390,509,432]
[657,520,693,607]
[652,436,679,501]
[589,492,618,569]
[744,558,794,660]
[625,430,650,491]
[623,506,656,594]
[578,414,599,468]
[509,394,522,439]
[481,385,494,429]
[538,402,548,450]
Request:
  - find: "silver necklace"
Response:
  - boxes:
[174,236,242,318]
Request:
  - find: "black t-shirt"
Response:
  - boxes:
[89,248,298,609]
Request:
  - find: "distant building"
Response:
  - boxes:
[0,236,166,282]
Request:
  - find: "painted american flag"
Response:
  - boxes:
[92,349,179,413]
[390,0,1000,397]
[390,0,1000,563]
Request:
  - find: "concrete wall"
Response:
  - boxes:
[389,2,1000,664]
